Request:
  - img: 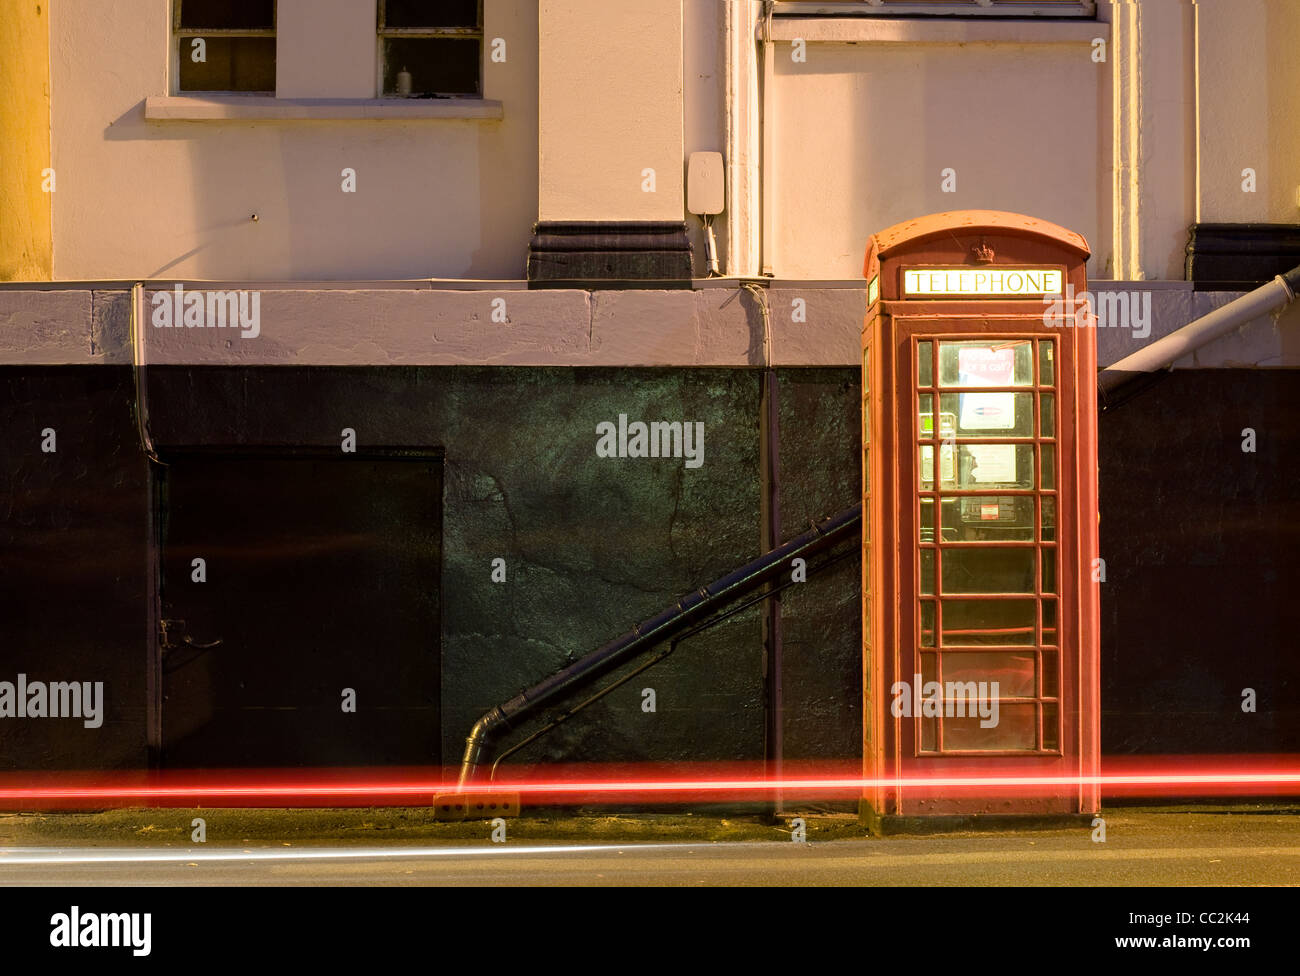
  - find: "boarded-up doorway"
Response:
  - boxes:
[154,449,442,768]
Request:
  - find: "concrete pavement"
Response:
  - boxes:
[1,806,1297,885]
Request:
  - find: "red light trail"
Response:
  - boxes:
[0,757,1297,808]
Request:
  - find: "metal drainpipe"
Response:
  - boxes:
[457,504,861,787]
[1098,266,1300,397]
[130,283,167,768]
[743,281,784,815]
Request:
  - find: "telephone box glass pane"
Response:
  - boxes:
[942,548,1035,594]
[942,651,1036,698]
[1039,340,1055,386]
[959,444,1034,489]
[941,599,1036,646]
[863,449,871,513]
[920,601,936,647]
[1041,444,1056,489]
[1041,547,1057,594]
[945,704,1036,751]
[863,346,871,442]
[938,341,1033,387]
[1042,599,1058,645]
[919,393,934,437]
[1042,703,1060,751]
[920,548,935,595]
[918,341,933,387]
[1041,393,1055,438]
[1042,649,1059,698]
[942,495,1033,540]
[1041,495,1056,541]
[940,392,1033,438]
[921,716,937,752]
[920,497,935,541]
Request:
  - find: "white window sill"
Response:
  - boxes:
[144,95,504,122]
[768,17,1106,44]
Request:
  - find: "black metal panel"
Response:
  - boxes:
[1186,223,1300,290]
[527,221,693,286]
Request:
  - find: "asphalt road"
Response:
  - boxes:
[3,820,1298,886]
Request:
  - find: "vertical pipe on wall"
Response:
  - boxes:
[745,281,783,815]
[132,284,164,767]
[725,0,762,276]
[759,2,776,277]
[1111,0,1143,279]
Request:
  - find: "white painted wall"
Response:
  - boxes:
[768,39,1105,280]
[537,0,684,222]
[1197,0,1300,223]
[50,0,538,280]
[41,0,1300,285]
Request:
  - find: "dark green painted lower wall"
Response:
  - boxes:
[0,365,1296,774]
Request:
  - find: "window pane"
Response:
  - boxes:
[942,651,1036,698]
[1042,702,1059,751]
[382,38,481,95]
[918,393,933,438]
[1042,648,1059,698]
[920,548,935,595]
[1041,443,1056,489]
[960,443,1034,489]
[940,392,1033,437]
[938,340,1033,387]
[1041,547,1057,594]
[384,0,479,28]
[941,599,1036,646]
[1039,340,1055,386]
[942,495,1034,541]
[917,340,933,387]
[920,496,935,541]
[178,36,275,92]
[1041,495,1056,541]
[1041,393,1055,438]
[920,601,935,647]
[942,547,1035,595]
[944,704,1037,751]
[921,715,937,752]
[862,347,871,442]
[180,0,274,30]
[1042,599,1058,645]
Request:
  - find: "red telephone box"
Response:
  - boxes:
[861,211,1099,828]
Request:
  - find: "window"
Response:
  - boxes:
[772,0,1094,15]
[915,337,1063,754]
[174,0,276,94]
[378,0,483,98]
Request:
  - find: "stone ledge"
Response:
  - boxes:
[767,16,1106,45]
[144,96,504,122]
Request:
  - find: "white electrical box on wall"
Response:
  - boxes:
[687,152,725,216]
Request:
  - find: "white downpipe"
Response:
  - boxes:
[724,1,762,277]
[1098,269,1300,394]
